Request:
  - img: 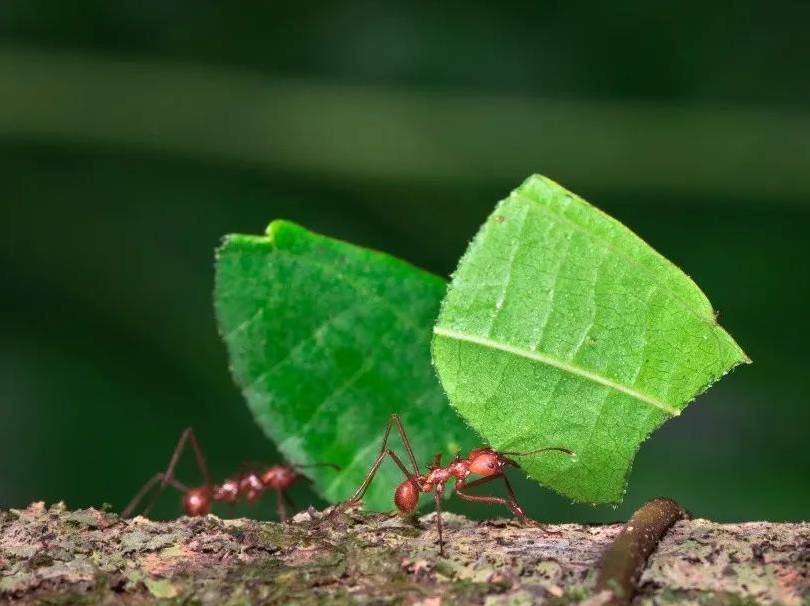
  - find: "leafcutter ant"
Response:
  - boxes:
[318,414,575,554]
[122,427,339,521]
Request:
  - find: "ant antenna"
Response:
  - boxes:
[500,446,576,458]
[294,462,342,471]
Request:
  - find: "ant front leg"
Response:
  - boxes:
[455,475,560,534]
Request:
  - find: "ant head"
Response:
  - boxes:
[467,448,508,477]
[261,465,298,489]
[183,487,211,517]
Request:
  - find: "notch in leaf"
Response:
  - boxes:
[432,175,750,504]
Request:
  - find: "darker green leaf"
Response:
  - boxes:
[214,220,477,511]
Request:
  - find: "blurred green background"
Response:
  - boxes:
[1,2,808,524]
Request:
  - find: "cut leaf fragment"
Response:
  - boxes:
[432,175,749,504]
[215,221,477,511]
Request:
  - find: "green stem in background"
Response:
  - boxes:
[1,46,809,199]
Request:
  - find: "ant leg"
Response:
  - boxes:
[315,415,422,526]
[316,448,417,526]
[456,476,558,533]
[123,428,209,519]
[282,490,296,512]
[431,452,442,469]
[314,450,388,525]
[122,473,189,518]
[123,473,164,518]
[381,414,421,476]
[498,475,550,529]
[434,484,445,556]
[275,488,288,523]
[162,427,211,489]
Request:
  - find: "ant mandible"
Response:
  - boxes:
[122,427,339,522]
[319,414,575,555]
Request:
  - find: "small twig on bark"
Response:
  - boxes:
[592,498,688,606]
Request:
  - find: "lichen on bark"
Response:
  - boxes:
[1,502,808,605]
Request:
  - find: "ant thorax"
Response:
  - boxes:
[422,467,452,490]
[240,473,265,503]
[421,459,471,492]
[213,479,240,503]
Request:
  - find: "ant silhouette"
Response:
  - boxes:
[318,414,575,555]
[122,427,339,521]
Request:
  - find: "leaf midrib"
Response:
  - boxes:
[433,326,680,416]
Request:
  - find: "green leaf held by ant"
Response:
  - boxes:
[432,175,750,504]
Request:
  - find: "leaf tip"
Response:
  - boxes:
[265,219,305,242]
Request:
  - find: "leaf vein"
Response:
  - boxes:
[433,326,680,416]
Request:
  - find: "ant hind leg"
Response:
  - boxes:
[162,427,211,489]
[315,415,424,527]
[315,447,420,527]
[122,473,189,518]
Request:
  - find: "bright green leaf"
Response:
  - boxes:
[432,175,750,504]
[214,220,477,511]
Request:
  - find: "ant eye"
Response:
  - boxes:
[488,462,495,468]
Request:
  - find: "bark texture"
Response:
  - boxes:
[0,502,808,605]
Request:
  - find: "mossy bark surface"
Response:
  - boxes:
[0,503,807,605]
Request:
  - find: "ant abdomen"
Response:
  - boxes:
[394,479,419,513]
[183,487,211,516]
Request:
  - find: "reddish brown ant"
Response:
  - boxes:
[319,414,574,555]
[122,427,339,521]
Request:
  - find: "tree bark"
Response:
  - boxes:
[1,502,807,605]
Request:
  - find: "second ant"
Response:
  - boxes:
[123,427,339,521]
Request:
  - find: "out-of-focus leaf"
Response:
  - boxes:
[432,175,749,504]
[215,220,477,511]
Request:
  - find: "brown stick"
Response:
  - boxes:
[594,497,688,606]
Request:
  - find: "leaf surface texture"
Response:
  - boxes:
[215,221,477,510]
[432,175,749,503]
